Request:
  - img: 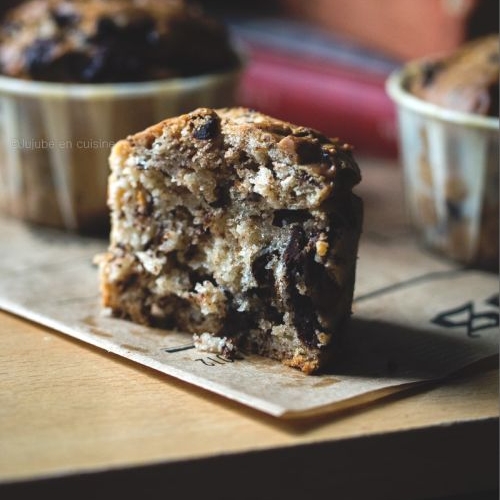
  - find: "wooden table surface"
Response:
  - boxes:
[0,160,498,500]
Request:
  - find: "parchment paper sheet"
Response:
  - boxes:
[0,216,497,418]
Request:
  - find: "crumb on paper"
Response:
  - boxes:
[193,332,237,360]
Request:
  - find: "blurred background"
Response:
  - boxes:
[199,0,499,158]
[1,0,498,158]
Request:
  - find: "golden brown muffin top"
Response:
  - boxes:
[118,107,361,211]
[408,34,499,117]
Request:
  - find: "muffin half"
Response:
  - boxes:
[98,107,363,373]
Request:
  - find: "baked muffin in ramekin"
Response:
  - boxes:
[386,35,499,271]
[0,0,242,233]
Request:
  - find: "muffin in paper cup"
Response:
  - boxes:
[0,0,242,233]
[0,70,241,233]
[386,56,499,271]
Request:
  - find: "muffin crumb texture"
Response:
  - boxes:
[0,0,239,82]
[98,107,363,374]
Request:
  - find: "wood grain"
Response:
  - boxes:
[1,309,498,498]
[0,160,498,499]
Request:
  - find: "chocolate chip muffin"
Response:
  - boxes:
[387,34,499,272]
[98,107,363,374]
[408,34,499,117]
[0,0,239,83]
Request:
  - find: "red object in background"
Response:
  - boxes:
[236,42,398,158]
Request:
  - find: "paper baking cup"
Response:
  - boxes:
[386,66,499,271]
[0,69,241,233]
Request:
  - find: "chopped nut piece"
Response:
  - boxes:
[315,240,329,257]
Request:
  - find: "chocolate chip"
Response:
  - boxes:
[95,17,117,39]
[251,249,280,316]
[193,115,219,140]
[251,250,276,287]
[421,61,444,87]
[278,135,322,164]
[236,150,260,172]
[333,151,361,188]
[291,295,318,346]
[446,200,462,220]
[297,140,322,164]
[264,305,284,324]
[80,48,108,82]
[51,8,79,28]
[81,44,147,83]
[284,226,306,265]
[184,244,199,261]
[61,52,92,81]
[93,13,154,42]
[120,273,138,290]
[209,181,231,208]
[221,306,256,336]
[283,226,324,347]
[24,39,56,78]
[246,192,263,202]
